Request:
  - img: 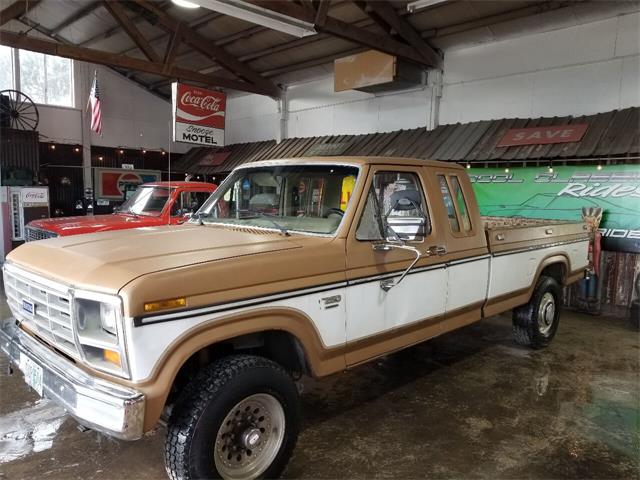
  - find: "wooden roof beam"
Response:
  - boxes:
[50,1,100,35]
[0,0,40,27]
[130,0,281,98]
[366,1,441,66]
[245,0,441,68]
[103,0,160,63]
[0,30,272,96]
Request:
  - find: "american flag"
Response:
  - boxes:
[89,71,102,135]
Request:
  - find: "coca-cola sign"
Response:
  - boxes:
[172,82,226,147]
[20,187,49,205]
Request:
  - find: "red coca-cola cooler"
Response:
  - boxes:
[1,186,50,257]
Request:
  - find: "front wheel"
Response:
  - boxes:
[512,275,561,349]
[165,355,300,480]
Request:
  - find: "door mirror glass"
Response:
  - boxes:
[356,171,430,243]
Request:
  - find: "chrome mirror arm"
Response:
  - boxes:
[373,243,425,292]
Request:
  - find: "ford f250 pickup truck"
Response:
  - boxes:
[24,181,216,241]
[1,157,589,480]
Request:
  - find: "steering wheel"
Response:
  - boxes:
[324,208,344,218]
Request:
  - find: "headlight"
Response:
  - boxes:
[73,291,129,378]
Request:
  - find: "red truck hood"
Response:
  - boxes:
[28,213,167,235]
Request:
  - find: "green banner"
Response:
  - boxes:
[468,165,640,253]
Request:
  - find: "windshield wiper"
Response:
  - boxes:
[241,210,290,236]
[195,211,213,225]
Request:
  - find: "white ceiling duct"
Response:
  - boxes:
[195,0,317,38]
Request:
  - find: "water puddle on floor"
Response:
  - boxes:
[0,399,67,463]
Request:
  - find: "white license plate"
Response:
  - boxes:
[20,353,44,397]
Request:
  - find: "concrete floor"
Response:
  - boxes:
[1,295,638,479]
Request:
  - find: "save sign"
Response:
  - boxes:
[468,165,640,253]
[172,82,226,147]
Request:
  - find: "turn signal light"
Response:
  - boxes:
[144,297,187,313]
[103,349,121,366]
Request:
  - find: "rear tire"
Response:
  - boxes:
[164,354,300,480]
[512,275,561,349]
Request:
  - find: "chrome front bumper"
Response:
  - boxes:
[0,318,145,440]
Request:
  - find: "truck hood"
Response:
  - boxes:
[28,213,163,235]
[6,224,301,293]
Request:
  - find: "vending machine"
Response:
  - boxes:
[0,186,50,255]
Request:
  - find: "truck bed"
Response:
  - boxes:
[483,216,588,253]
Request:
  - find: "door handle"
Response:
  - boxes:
[427,245,447,256]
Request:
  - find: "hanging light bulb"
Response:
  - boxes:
[466,162,471,169]
[596,164,603,170]
[504,167,510,173]
[548,162,554,173]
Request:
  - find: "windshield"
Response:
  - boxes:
[119,186,172,217]
[195,165,359,235]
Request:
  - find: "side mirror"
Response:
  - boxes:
[384,189,429,242]
[386,216,427,242]
[113,206,119,214]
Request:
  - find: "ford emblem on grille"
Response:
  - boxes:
[22,299,35,316]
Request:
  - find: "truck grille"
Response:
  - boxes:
[3,266,78,357]
[25,226,59,242]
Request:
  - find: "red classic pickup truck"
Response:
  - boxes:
[24,181,216,241]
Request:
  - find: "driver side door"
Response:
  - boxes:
[344,166,447,366]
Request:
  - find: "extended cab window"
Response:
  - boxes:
[450,175,472,231]
[356,172,430,241]
[438,175,460,232]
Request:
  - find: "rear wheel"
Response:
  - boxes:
[165,354,300,480]
[513,275,561,349]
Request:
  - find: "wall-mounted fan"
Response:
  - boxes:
[0,89,40,131]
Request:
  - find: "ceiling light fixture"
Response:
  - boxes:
[196,0,316,37]
[172,0,200,9]
[407,0,450,13]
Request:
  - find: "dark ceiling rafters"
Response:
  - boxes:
[50,0,101,35]
[0,30,272,95]
[352,1,393,36]
[244,0,443,68]
[78,0,171,47]
[0,0,40,26]
[149,8,382,91]
[129,0,282,98]
[118,11,222,57]
[365,1,441,66]
[103,0,160,62]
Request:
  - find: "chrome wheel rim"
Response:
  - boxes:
[214,393,285,480]
[538,292,556,335]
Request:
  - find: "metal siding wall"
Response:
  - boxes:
[0,128,39,175]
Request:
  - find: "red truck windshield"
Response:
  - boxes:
[120,186,172,217]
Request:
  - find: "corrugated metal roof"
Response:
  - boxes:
[181,107,640,174]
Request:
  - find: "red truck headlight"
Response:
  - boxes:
[73,291,129,379]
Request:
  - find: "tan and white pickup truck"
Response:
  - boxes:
[1,157,588,480]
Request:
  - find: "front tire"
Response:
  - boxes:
[165,355,300,480]
[512,275,561,349]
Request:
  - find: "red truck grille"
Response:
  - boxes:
[25,227,59,242]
